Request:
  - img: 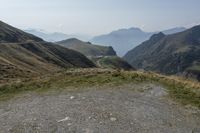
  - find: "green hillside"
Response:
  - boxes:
[57,38,116,57]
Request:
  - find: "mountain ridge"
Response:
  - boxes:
[56,38,135,70]
[91,27,186,56]
[0,21,95,81]
[57,38,117,57]
[123,25,200,80]
[25,29,92,42]
[0,21,43,43]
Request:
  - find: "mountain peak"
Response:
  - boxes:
[58,38,82,44]
[0,20,43,43]
[66,38,80,41]
[189,25,200,32]
[162,27,186,35]
[57,38,117,57]
[129,27,143,32]
[149,32,165,41]
[124,25,200,79]
[111,27,143,34]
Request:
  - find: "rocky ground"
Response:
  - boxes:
[0,83,200,133]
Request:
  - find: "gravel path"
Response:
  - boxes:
[0,83,199,133]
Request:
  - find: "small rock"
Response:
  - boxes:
[70,96,75,99]
[110,117,117,121]
[57,117,70,122]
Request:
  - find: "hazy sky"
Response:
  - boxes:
[1,0,200,35]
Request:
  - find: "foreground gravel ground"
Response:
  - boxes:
[0,83,200,133]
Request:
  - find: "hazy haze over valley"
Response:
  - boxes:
[1,0,200,36]
[1,0,199,56]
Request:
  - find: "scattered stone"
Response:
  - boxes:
[70,96,75,100]
[1,82,199,132]
[67,123,72,126]
[57,117,70,122]
[110,117,117,121]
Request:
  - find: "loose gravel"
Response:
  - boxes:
[0,83,199,133]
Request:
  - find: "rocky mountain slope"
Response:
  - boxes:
[0,21,43,43]
[123,25,200,80]
[0,21,95,81]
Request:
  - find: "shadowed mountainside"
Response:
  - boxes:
[0,21,43,43]
[124,25,200,80]
[0,21,95,81]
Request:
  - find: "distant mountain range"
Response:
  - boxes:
[91,27,186,56]
[24,29,92,42]
[56,38,116,57]
[0,21,95,79]
[123,25,200,80]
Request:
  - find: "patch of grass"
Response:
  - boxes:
[0,69,130,100]
[0,68,200,108]
[121,71,200,108]
[186,65,200,75]
[98,56,133,70]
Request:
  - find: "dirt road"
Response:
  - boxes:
[0,83,199,133]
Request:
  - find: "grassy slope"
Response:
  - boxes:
[186,64,200,74]
[57,39,116,57]
[0,42,95,83]
[97,56,134,70]
[0,21,96,83]
[0,69,199,108]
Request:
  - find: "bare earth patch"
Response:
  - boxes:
[0,83,199,133]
